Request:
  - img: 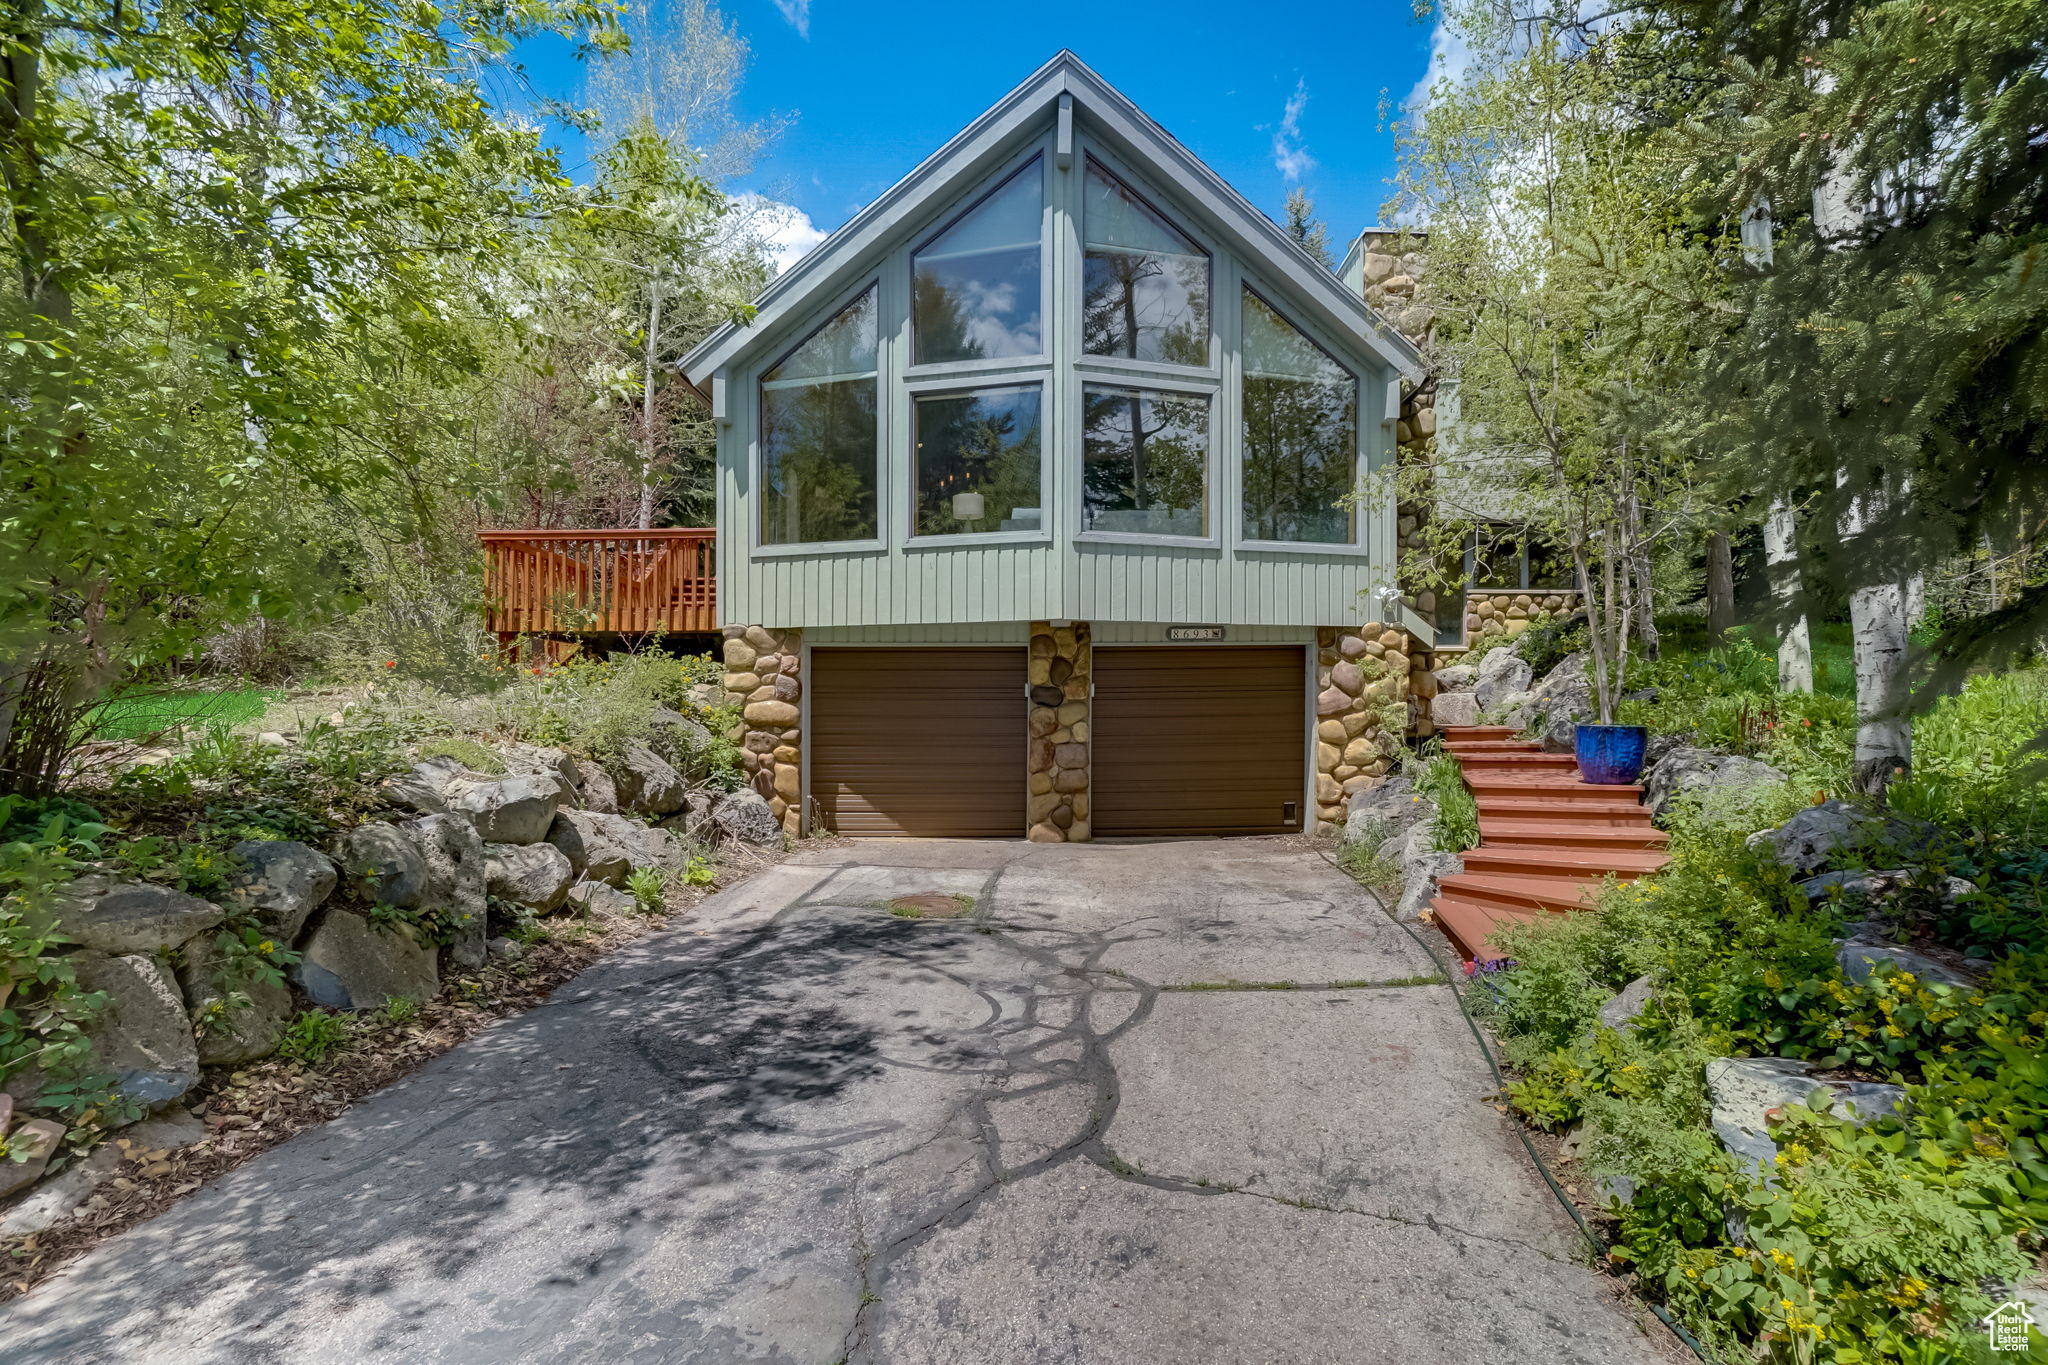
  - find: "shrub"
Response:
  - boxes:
[625,866,668,913]
[276,1010,352,1065]
[1411,750,1479,852]
[1512,613,1587,676]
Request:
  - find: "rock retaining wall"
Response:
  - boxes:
[1026,622,1092,843]
[723,624,803,837]
[1458,590,1578,653]
[1313,623,1418,832]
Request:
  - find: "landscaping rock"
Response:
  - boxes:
[411,813,489,969]
[72,954,199,1114]
[337,821,433,908]
[294,910,439,1011]
[545,809,637,886]
[658,791,716,846]
[176,934,293,1067]
[1433,663,1477,693]
[49,878,223,956]
[382,755,476,815]
[452,773,566,845]
[1834,926,1977,989]
[0,1118,65,1201]
[1430,691,1480,728]
[1345,772,1433,833]
[1643,747,1789,821]
[1746,799,1940,877]
[499,742,583,792]
[577,763,620,815]
[223,839,337,943]
[616,822,691,876]
[1706,1056,1908,1172]
[1597,976,1654,1033]
[711,789,783,848]
[1473,648,1534,710]
[485,842,574,914]
[648,706,713,759]
[1802,869,1976,904]
[486,936,524,962]
[1511,654,1596,751]
[566,879,635,917]
[0,1111,206,1235]
[611,741,687,817]
[1396,850,1464,921]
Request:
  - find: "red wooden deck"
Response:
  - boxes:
[480,528,715,639]
[1426,725,1671,965]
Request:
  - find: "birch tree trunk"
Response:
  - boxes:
[1764,498,1812,692]
[1840,474,1912,793]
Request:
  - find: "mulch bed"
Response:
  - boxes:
[0,845,786,1304]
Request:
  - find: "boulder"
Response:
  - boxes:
[1515,654,1596,751]
[381,755,478,815]
[1705,1056,1907,1172]
[294,909,439,1011]
[648,706,713,760]
[711,789,783,849]
[1473,648,1534,710]
[499,742,583,791]
[1433,663,1477,693]
[610,742,687,817]
[577,764,620,815]
[1834,926,1977,990]
[1597,977,1655,1033]
[545,809,636,886]
[0,1118,65,1201]
[411,813,489,970]
[336,822,433,908]
[1802,869,1976,904]
[1642,746,1789,820]
[616,822,691,876]
[485,842,574,914]
[222,839,337,943]
[0,1111,207,1235]
[1430,691,1480,728]
[49,879,223,956]
[487,936,524,962]
[452,773,566,845]
[1396,850,1464,921]
[176,933,292,1067]
[1745,799,1940,878]
[71,954,199,1114]
[657,791,716,846]
[566,880,635,917]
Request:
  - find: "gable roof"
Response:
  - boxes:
[681,52,1425,392]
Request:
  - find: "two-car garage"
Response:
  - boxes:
[806,645,1307,839]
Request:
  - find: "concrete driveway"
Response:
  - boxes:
[0,840,1669,1364]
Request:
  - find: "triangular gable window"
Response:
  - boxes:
[912,158,1045,365]
[1081,159,1210,367]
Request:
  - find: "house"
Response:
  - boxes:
[679,53,1433,841]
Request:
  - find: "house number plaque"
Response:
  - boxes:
[1165,626,1225,641]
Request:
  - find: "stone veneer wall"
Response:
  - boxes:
[1027,622,1091,843]
[1358,231,1444,644]
[1313,623,1416,830]
[1456,590,1579,654]
[722,624,803,837]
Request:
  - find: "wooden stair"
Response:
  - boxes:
[1427,726,1670,965]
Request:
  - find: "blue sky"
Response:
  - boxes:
[518,1,1444,268]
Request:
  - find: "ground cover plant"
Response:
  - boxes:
[1470,634,2048,1363]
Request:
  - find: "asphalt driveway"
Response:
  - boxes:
[0,839,1669,1364]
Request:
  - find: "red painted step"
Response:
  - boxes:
[1438,872,1611,916]
[1439,725,1521,740]
[1460,845,1670,879]
[1449,752,1581,772]
[1478,820,1669,851]
[1429,897,1535,964]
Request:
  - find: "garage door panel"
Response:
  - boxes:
[810,648,1023,837]
[1092,647,1306,837]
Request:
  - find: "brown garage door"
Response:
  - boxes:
[809,648,1024,837]
[1092,647,1306,836]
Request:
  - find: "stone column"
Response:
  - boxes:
[1313,623,1416,832]
[1026,621,1090,843]
[723,624,803,837]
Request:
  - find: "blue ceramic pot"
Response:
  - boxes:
[1575,724,1649,785]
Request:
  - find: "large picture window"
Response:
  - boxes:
[1081,160,1209,366]
[1240,289,1358,545]
[759,287,879,545]
[912,385,1043,537]
[1081,385,1208,538]
[912,159,1044,366]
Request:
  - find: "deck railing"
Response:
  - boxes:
[480,528,716,637]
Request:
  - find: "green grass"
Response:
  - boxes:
[89,687,277,742]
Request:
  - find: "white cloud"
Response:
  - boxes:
[1403,7,1475,121]
[772,0,811,38]
[728,193,829,275]
[1270,79,1315,181]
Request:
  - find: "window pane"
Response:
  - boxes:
[1240,290,1358,544]
[760,288,879,545]
[1082,385,1209,537]
[1082,160,1209,365]
[913,160,1043,364]
[1473,525,1524,587]
[1526,535,1573,589]
[913,386,1043,537]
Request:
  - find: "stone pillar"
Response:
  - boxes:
[723,624,803,837]
[1026,621,1090,843]
[1313,623,1417,832]
[1361,230,1446,649]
